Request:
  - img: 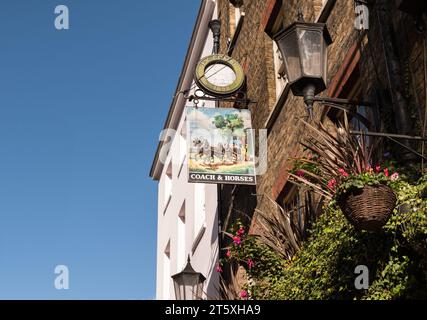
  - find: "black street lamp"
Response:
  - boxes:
[172,256,206,300]
[273,13,332,117]
[271,9,427,162]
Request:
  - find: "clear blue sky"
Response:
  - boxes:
[0,0,200,299]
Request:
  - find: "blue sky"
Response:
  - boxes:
[0,0,200,299]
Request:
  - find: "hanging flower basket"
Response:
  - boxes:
[337,184,397,232]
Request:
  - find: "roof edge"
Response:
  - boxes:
[149,0,215,180]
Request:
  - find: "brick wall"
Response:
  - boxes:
[217,0,427,236]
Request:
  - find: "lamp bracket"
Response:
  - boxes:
[313,96,373,106]
[350,130,427,141]
[310,96,373,125]
[350,130,427,161]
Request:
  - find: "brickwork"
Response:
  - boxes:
[217,0,427,235]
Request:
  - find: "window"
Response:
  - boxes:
[234,6,241,28]
[351,105,369,133]
[177,201,186,270]
[229,0,243,28]
[326,65,374,134]
[163,241,171,300]
[193,184,206,239]
[163,162,173,214]
[273,41,288,98]
[178,131,186,178]
[314,0,328,17]
[277,184,305,238]
[227,0,244,48]
[264,3,287,99]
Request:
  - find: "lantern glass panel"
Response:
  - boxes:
[297,29,322,77]
[173,273,203,300]
[322,33,328,81]
[279,30,302,83]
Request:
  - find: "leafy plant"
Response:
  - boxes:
[252,194,301,260]
[226,176,427,300]
[289,117,402,203]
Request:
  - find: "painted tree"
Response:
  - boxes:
[213,113,245,163]
[213,113,244,133]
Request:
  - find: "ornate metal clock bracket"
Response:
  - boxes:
[186,89,256,108]
[186,20,255,109]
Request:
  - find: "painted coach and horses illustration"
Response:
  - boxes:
[187,107,255,176]
[191,137,248,165]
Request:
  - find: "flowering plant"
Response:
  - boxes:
[331,164,399,198]
[221,220,252,271]
[220,219,286,300]
[289,119,399,200]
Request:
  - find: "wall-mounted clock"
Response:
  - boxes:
[195,54,245,97]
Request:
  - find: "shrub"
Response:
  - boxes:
[227,176,427,300]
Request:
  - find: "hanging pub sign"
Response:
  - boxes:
[186,107,256,185]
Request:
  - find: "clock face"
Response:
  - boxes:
[195,54,245,97]
[204,63,237,87]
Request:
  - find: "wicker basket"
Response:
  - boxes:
[337,184,397,232]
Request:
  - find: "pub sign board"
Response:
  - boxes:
[186,107,256,185]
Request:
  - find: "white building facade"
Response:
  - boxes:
[150,0,220,300]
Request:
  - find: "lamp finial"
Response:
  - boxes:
[297,9,305,22]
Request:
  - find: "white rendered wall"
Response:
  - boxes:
[156,104,218,300]
[155,0,219,300]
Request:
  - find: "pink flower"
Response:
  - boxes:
[375,165,381,173]
[237,227,245,236]
[390,172,399,181]
[216,264,223,273]
[366,166,374,174]
[247,259,254,270]
[338,168,349,178]
[327,179,337,190]
[384,168,389,177]
[226,249,231,258]
[240,290,248,299]
[233,236,242,245]
[296,170,305,177]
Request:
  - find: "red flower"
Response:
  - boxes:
[375,165,381,173]
[338,168,349,178]
[247,259,254,270]
[327,179,337,190]
[216,264,223,273]
[233,236,242,245]
[226,249,231,258]
[237,227,245,236]
[384,168,389,177]
[240,290,248,299]
[296,170,305,177]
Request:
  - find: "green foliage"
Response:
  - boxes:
[212,113,244,132]
[335,170,398,198]
[213,115,228,130]
[231,176,427,300]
